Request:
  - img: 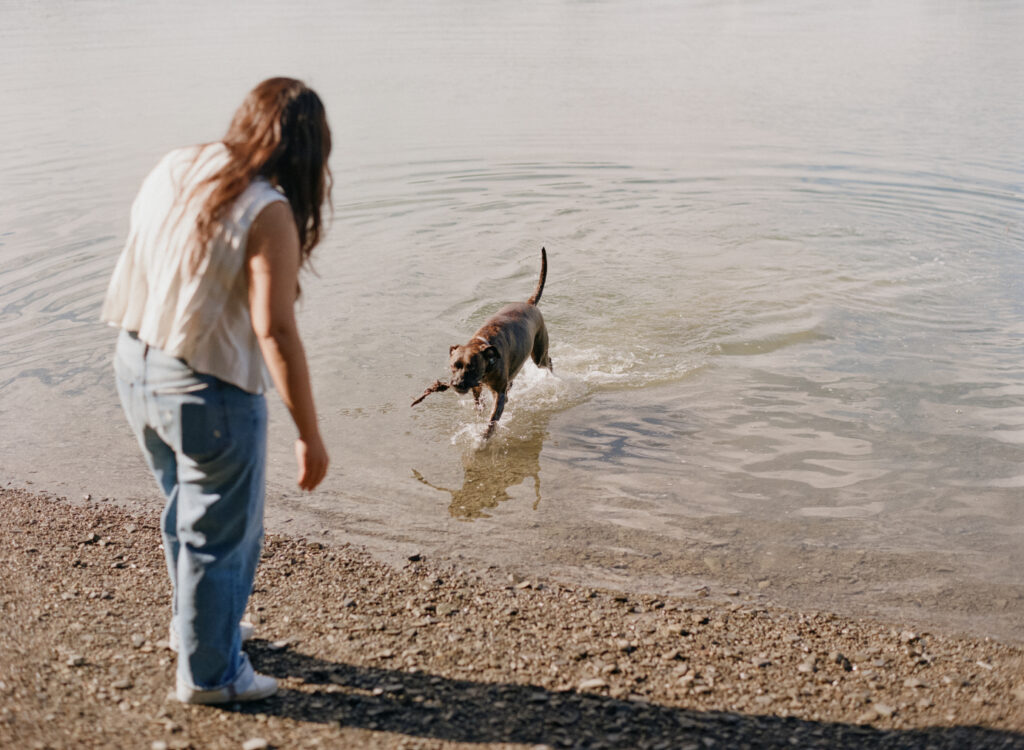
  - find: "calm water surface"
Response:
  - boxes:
[2,1,1023,640]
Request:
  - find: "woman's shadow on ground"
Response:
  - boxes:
[237,643,1023,749]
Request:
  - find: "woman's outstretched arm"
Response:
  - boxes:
[247,200,329,491]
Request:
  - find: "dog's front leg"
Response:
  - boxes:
[484,391,507,438]
[472,385,484,411]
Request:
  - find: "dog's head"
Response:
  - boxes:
[448,343,499,394]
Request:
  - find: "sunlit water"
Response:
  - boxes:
[2,1,1023,640]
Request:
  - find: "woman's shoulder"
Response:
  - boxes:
[230,177,290,231]
[137,143,221,190]
[176,142,230,178]
[246,175,288,201]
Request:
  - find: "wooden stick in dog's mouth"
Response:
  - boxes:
[411,380,450,407]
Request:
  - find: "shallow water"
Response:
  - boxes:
[2,2,1023,640]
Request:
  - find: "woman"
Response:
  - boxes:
[102,78,331,704]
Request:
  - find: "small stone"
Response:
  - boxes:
[702,556,722,573]
[151,742,168,750]
[753,658,771,668]
[578,678,608,691]
[407,553,423,562]
[1012,685,1024,702]
[903,676,928,689]
[268,640,290,651]
[830,651,853,671]
[242,739,270,750]
[131,634,146,649]
[436,603,458,617]
[899,630,918,644]
[112,679,133,690]
[873,702,896,718]
[797,658,817,674]
[66,655,86,667]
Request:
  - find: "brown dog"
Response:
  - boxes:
[412,248,552,437]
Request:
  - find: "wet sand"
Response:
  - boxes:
[1,487,1022,749]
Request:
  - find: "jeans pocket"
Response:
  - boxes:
[180,391,231,459]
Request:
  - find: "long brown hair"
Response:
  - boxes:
[192,77,332,266]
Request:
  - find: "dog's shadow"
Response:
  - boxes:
[412,411,551,520]
[234,643,1023,749]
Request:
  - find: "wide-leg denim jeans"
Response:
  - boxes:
[114,329,266,690]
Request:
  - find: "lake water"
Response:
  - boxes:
[2,1,1023,641]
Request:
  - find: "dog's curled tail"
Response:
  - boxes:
[527,247,547,306]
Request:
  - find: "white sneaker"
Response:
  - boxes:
[168,621,255,653]
[176,655,277,704]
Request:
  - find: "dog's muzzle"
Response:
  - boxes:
[450,376,476,394]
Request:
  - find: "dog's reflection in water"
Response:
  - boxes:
[413,416,549,520]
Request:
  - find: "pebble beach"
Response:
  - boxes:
[1,487,1022,749]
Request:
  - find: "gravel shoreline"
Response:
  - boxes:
[2,488,1022,749]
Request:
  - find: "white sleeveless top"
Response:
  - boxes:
[101,143,288,394]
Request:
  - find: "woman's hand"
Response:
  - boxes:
[295,434,329,491]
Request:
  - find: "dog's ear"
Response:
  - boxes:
[483,345,500,369]
[449,345,459,356]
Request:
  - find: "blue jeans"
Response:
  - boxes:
[114,329,267,690]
